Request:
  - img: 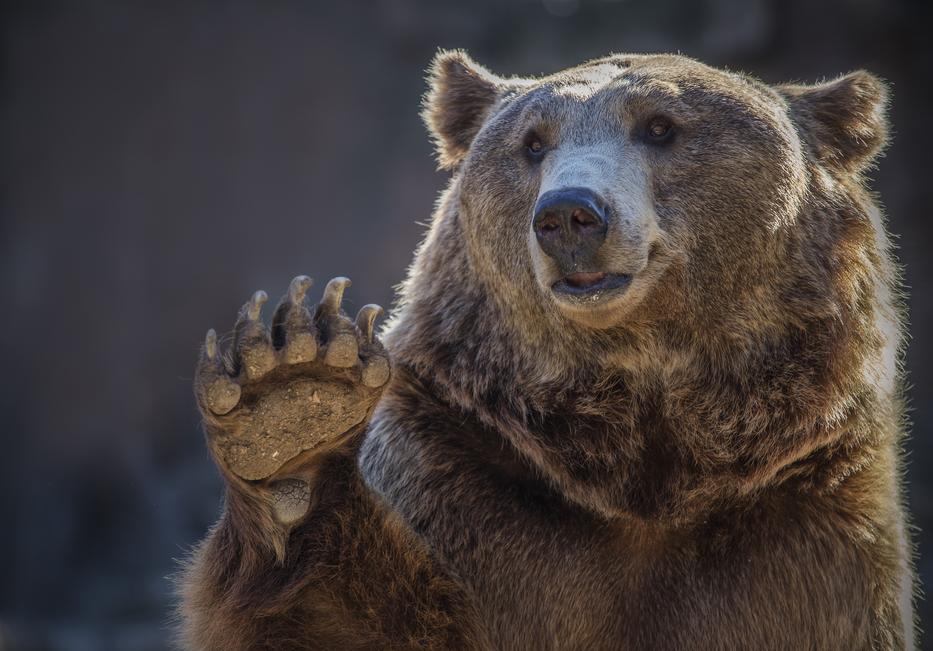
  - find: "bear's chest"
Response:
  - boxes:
[446,481,874,650]
[362,415,877,650]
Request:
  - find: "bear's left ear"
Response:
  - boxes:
[422,50,505,170]
[776,71,889,174]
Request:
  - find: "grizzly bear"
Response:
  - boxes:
[179,51,915,650]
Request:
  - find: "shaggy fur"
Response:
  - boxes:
[179,52,914,649]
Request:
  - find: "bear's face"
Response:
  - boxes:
[424,52,887,333]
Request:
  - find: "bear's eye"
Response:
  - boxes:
[645,117,674,143]
[524,132,546,161]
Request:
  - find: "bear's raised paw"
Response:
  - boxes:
[195,276,390,481]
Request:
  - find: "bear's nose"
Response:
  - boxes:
[533,187,609,268]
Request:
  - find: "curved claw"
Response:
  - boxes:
[288,275,312,304]
[235,290,275,380]
[205,328,219,359]
[200,329,241,415]
[247,290,268,321]
[317,277,351,317]
[355,304,383,343]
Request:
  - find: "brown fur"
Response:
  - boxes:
[180,52,915,649]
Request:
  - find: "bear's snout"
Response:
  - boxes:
[533,187,609,272]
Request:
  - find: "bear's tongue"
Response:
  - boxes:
[565,271,607,288]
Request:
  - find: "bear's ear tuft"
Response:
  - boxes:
[422,50,502,170]
[777,71,889,174]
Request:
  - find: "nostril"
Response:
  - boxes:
[536,213,561,234]
[571,208,599,229]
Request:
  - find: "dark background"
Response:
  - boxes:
[1,1,931,649]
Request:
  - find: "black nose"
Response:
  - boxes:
[533,187,609,268]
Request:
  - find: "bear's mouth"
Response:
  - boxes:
[551,272,632,299]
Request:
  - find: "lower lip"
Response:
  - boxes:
[551,273,632,299]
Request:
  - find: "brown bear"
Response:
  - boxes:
[179,51,915,650]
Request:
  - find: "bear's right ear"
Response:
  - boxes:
[776,71,889,175]
[422,50,503,170]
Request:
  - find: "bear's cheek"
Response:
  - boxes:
[459,153,542,268]
[650,119,802,230]
[645,147,803,309]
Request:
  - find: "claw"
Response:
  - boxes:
[271,275,318,362]
[355,304,383,343]
[317,277,351,317]
[234,290,275,380]
[248,290,268,321]
[200,329,241,415]
[271,276,316,353]
[205,328,219,359]
[288,275,312,304]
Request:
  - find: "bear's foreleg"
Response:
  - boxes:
[178,276,485,650]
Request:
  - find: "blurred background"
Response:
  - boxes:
[1,0,931,648]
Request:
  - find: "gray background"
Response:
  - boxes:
[1,1,931,648]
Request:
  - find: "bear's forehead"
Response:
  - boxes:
[531,54,748,100]
[505,54,778,124]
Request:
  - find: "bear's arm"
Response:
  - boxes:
[178,432,489,650]
[179,278,489,650]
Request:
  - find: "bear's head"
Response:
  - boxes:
[382,52,896,521]
[421,51,888,335]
